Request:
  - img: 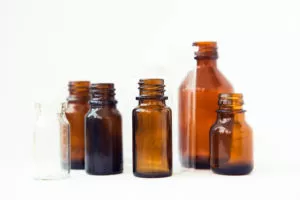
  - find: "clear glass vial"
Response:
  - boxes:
[33,103,70,180]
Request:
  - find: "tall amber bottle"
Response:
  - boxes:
[66,81,90,169]
[210,93,253,175]
[85,83,123,175]
[133,79,172,178]
[179,42,233,169]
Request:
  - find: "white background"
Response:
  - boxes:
[1,0,300,199]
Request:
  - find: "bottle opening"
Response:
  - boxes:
[67,81,90,101]
[89,83,117,105]
[218,93,244,111]
[193,41,218,60]
[137,79,167,100]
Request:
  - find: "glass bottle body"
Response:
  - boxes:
[65,81,90,169]
[179,42,233,169]
[85,83,123,175]
[33,103,70,180]
[133,79,172,178]
[210,94,253,175]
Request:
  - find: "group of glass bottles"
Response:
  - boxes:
[33,41,253,180]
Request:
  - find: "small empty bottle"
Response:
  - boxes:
[210,93,253,175]
[66,81,90,169]
[85,83,123,175]
[33,102,70,180]
[133,79,172,178]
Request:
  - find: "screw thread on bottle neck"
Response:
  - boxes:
[90,83,117,106]
[137,79,167,100]
[67,81,90,102]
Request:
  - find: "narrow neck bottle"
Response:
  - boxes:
[136,79,167,106]
[193,41,218,68]
[89,83,117,108]
[67,81,90,103]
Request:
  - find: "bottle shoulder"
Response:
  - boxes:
[210,119,252,136]
[180,67,233,91]
[86,107,121,119]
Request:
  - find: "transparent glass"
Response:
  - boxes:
[33,103,70,180]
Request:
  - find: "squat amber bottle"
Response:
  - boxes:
[210,93,253,175]
[85,83,123,175]
[179,42,233,169]
[133,79,172,178]
[66,81,90,169]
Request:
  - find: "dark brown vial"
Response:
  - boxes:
[66,81,90,169]
[210,93,253,175]
[133,79,172,178]
[85,83,123,175]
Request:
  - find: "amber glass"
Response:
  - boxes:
[210,93,253,175]
[65,81,90,169]
[133,79,172,178]
[179,42,233,169]
[85,83,123,175]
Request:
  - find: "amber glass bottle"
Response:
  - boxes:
[85,83,123,175]
[133,79,172,178]
[66,81,90,169]
[210,93,253,175]
[179,42,233,169]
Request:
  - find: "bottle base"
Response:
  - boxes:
[86,169,123,176]
[212,164,253,175]
[181,156,210,169]
[71,160,85,170]
[134,171,172,178]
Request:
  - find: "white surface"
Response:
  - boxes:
[1,0,300,199]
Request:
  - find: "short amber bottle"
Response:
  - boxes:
[179,42,233,169]
[65,81,90,169]
[133,79,172,178]
[85,83,123,175]
[210,93,253,175]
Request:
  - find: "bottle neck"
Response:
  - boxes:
[217,110,245,122]
[196,59,217,68]
[136,79,167,107]
[67,81,90,103]
[138,99,166,106]
[89,83,117,107]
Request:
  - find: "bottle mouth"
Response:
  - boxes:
[67,81,90,101]
[218,93,244,111]
[89,83,117,105]
[137,79,167,100]
[193,41,218,60]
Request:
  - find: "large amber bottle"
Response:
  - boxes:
[133,79,172,178]
[210,93,253,175]
[179,42,233,169]
[85,83,123,175]
[66,81,90,169]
